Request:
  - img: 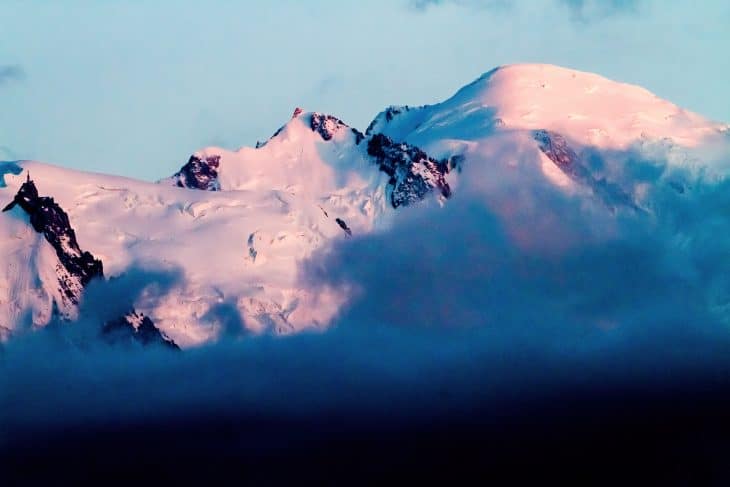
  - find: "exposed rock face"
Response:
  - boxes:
[102,311,179,350]
[171,154,221,191]
[164,112,452,209]
[533,129,637,211]
[335,217,352,237]
[3,175,104,301]
[247,232,258,262]
[307,112,364,144]
[3,175,178,349]
[310,112,351,141]
[366,133,451,208]
[533,129,580,174]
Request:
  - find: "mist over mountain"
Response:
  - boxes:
[2,64,730,483]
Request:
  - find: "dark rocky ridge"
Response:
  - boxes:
[102,312,178,349]
[3,174,104,297]
[3,175,178,349]
[367,133,451,208]
[167,111,453,209]
[257,110,365,149]
[335,217,352,237]
[310,112,364,144]
[172,154,221,191]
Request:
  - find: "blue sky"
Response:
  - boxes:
[1,0,728,180]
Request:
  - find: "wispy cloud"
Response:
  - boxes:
[408,0,511,12]
[0,146,18,160]
[560,0,643,22]
[313,75,344,96]
[0,65,25,85]
[407,0,643,21]
[409,0,450,10]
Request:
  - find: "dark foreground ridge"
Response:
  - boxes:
[3,174,178,349]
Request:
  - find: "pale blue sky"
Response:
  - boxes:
[1,0,728,180]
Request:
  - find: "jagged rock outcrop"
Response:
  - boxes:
[3,174,104,301]
[102,311,179,350]
[3,175,178,349]
[171,154,221,191]
[335,217,352,237]
[310,112,364,143]
[367,133,451,208]
[164,110,452,209]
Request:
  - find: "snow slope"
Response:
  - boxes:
[0,157,385,346]
[0,64,727,348]
[368,64,721,151]
[368,63,729,211]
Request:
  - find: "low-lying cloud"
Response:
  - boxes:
[2,133,730,452]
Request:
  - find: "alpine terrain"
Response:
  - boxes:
[1,64,727,349]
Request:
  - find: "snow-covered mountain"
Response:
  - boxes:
[0,64,727,348]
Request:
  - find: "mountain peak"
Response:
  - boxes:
[160,106,380,199]
[309,112,364,143]
[255,110,361,148]
[368,63,723,152]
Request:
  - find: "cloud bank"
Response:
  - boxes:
[2,133,730,441]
